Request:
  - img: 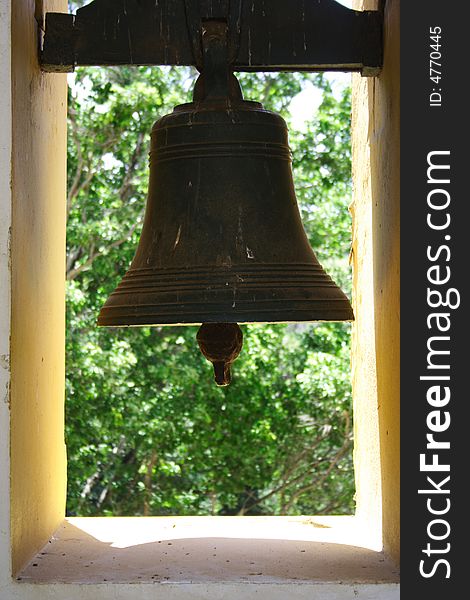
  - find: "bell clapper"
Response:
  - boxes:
[212,361,232,387]
[196,323,243,387]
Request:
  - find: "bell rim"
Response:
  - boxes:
[98,312,354,327]
[98,260,353,326]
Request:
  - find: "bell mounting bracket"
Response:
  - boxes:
[39,0,383,77]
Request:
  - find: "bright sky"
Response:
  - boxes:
[288,74,350,131]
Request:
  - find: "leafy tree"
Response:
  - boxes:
[65,2,354,516]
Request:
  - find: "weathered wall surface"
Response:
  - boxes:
[351,0,400,563]
[9,0,68,576]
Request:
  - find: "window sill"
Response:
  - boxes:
[15,516,399,598]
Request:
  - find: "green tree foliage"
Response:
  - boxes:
[65,56,354,516]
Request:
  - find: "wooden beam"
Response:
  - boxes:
[40,0,382,76]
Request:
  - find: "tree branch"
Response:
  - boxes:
[66,220,141,280]
[282,438,353,513]
[118,131,145,202]
[143,450,158,516]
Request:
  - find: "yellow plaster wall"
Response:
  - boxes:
[351,0,400,563]
[10,0,68,575]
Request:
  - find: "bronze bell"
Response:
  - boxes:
[98,73,353,384]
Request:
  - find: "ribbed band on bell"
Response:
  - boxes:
[98,264,354,326]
